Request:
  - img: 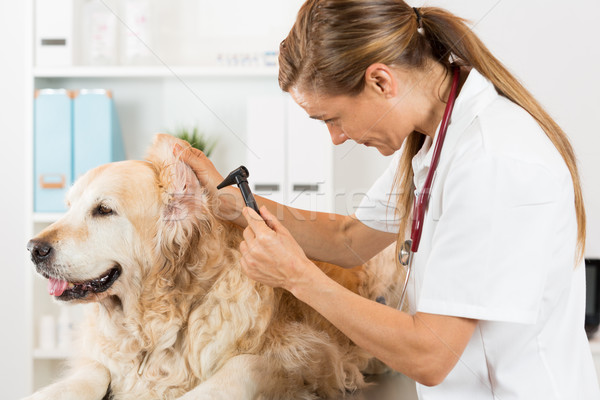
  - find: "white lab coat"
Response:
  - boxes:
[355,69,600,399]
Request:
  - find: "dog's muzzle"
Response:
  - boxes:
[27,238,122,301]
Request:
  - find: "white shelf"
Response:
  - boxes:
[33,348,71,360]
[33,65,279,79]
[33,213,65,224]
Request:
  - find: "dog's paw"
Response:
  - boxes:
[21,393,49,400]
[176,392,214,400]
[176,388,231,400]
[21,386,70,400]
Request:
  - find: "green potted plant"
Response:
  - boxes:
[171,126,217,157]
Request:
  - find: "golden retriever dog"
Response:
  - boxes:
[25,134,400,400]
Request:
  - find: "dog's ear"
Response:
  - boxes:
[148,134,207,217]
[147,134,212,262]
[146,133,190,169]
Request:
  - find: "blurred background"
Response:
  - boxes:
[1,0,599,397]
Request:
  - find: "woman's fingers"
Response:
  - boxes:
[174,143,223,190]
[243,225,256,243]
[243,207,269,233]
[175,145,207,175]
[259,206,288,235]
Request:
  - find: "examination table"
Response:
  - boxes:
[338,372,418,400]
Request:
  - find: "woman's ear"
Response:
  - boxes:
[364,63,398,99]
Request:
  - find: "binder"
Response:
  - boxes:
[73,89,125,180]
[35,0,74,66]
[34,89,73,212]
[246,95,286,203]
[286,97,332,212]
[245,95,333,211]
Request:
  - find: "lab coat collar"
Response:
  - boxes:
[412,68,499,179]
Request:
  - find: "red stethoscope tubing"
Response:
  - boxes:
[409,66,461,253]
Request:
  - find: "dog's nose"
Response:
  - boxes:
[27,239,54,263]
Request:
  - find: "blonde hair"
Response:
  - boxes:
[279,0,585,262]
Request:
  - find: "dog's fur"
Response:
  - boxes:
[25,134,401,400]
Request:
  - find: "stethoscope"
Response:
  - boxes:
[397,66,461,310]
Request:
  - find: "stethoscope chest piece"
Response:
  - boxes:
[399,239,413,266]
[397,239,414,310]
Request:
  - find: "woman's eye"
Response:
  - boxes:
[94,204,114,216]
[323,118,335,126]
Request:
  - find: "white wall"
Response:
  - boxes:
[411,0,600,256]
[0,1,33,398]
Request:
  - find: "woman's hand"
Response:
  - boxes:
[240,206,316,291]
[174,143,223,195]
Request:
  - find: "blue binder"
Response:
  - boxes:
[73,89,125,180]
[34,89,73,212]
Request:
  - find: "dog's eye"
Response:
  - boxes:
[94,204,114,217]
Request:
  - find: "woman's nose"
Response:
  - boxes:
[328,126,348,145]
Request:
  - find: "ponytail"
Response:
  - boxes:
[279,0,586,263]
[402,7,586,262]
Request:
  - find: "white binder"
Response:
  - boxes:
[35,0,74,66]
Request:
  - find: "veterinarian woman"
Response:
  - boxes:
[177,0,600,398]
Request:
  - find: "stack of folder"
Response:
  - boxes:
[33,89,125,212]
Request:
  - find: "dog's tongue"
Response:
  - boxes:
[48,278,69,297]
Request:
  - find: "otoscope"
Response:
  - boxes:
[216,166,260,214]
